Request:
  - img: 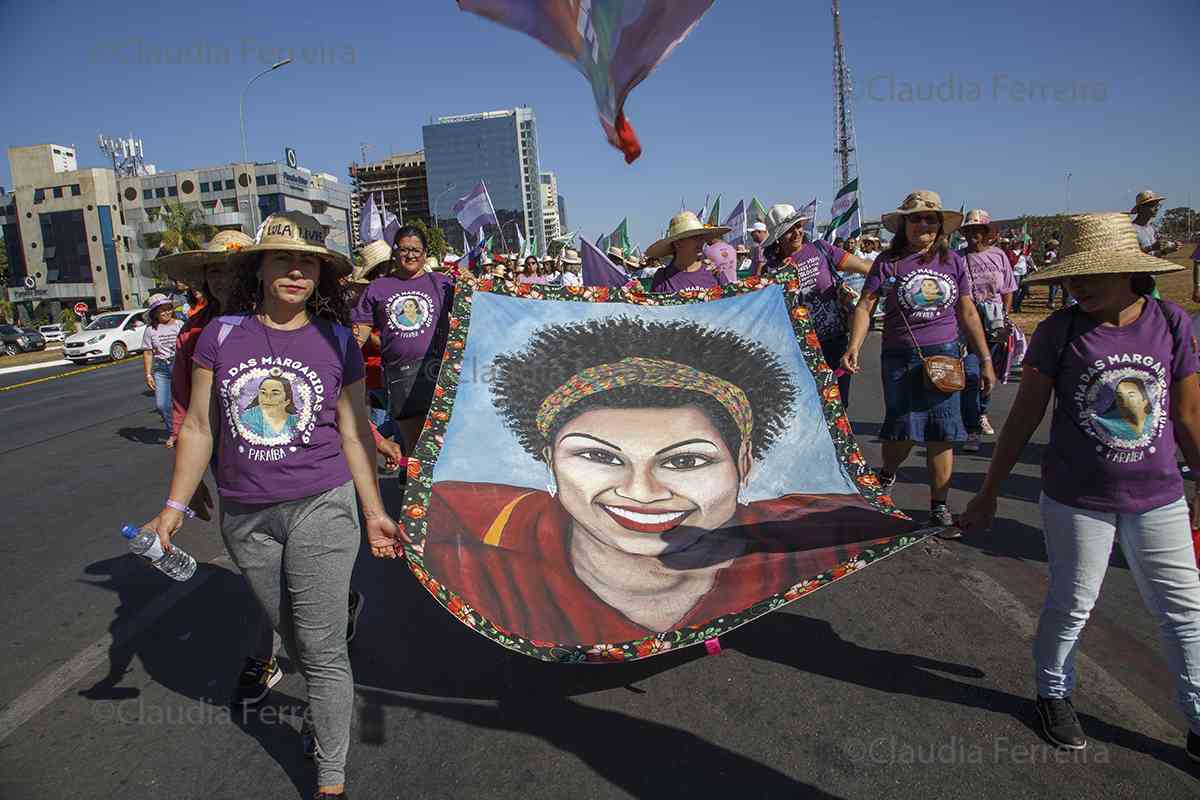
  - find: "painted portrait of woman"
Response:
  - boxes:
[1093,376,1157,443]
[239,374,299,442]
[422,316,914,646]
[909,276,947,307]
[397,297,425,329]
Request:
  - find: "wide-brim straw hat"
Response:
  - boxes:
[606,245,626,260]
[1129,189,1165,214]
[645,211,730,259]
[351,239,393,284]
[560,249,582,265]
[1022,212,1185,286]
[881,190,963,234]
[763,203,813,248]
[155,229,255,286]
[959,208,997,232]
[229,211,352,278]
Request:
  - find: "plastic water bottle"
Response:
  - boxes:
[120,524,197,581]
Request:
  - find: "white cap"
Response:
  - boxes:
[749,222,768,233]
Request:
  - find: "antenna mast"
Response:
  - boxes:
[831,0,863,232]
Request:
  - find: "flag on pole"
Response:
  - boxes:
[596,232,611,253]
[949,204,967,250]
[721,200,746,246]
[580,236,631,287]
[1020,220,1031,245]
[706,195,721,227]
[377,193,401,247]
[697,193,710,225]
[797,198,818,241]
[359,192,384,243]
[829,178,862,242]
[609,218,633,257]
[458,0,714,163]
[451,181,500,237]
[748,197,769,225]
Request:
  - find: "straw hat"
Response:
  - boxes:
[560,249,582,265]
[1129,189,1165,214]
[881,190,963,234]
[1021,212,1185,286]
[144,293,174,322]
[155,229,254,286]
[606,244,626,260]
[350,239,393,284]
[624,254,641,269]
[960,209,996,232]
[644,211,730,259]
[229,211,352,278]
[763,204,813,248]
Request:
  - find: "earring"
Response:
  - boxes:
[546,472,558,498]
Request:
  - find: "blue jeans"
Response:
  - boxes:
[961,344,1003,433]
[152,360,172,433]
[1036,493,1200,733]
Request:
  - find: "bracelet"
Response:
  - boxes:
[165,499,196,519]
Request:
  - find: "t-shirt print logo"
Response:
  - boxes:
[897,269,957,322]
[386,291,433,337]
[221,358,327,461]
[1075,359,1167,463]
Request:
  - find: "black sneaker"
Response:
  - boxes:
[235,656,282,706]
[875,469,897,491]
[346,590,365,644]
[1036,696,1087,750]
[930,504,959,536]
[1188,730,1200,762]
[314,792,346,799]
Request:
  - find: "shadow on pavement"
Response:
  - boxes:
[117,426,168,445]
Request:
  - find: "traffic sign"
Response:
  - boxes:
[285,147,297,169]
[74,302,89,316]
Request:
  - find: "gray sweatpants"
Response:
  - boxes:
[220,480,359,787]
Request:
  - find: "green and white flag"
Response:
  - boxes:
[828,178,861,241]
[705,195,721,227]
[748,197,769,224]
[609,218,633,257]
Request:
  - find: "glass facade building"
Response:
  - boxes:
[423,108,544,254]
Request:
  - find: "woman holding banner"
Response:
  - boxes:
[841,191,995,529]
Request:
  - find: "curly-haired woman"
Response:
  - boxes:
[422,315,913,645]
[144,211,403,800]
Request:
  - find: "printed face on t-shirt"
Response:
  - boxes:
[385,290,433,336]
[224,362,326,454]
[898,270,957,318]
[1076,357,1167,461]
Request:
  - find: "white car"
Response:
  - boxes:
[38,324,64,342]
[63,309,149,363]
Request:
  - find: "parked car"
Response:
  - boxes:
[0,324,47,356]
[62,309,149,363]
[38,324,65,343]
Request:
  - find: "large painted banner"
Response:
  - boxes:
[400,270,924,662]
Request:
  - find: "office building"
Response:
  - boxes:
[349,150,429,248]
[539,171,561,244]
[422,107,543,253]
[557,194,568,233]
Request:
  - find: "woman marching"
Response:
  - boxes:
[646,211,730,292]
[959,209,1017,451]
[758,203,872,406]
[140,293,183,446]
[962,213,1200,756]
[145,212,403,800]
[841,191,996,529]
[352,224,455,456]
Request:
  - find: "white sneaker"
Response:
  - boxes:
[963,433,980,453]
[980,416,995,436]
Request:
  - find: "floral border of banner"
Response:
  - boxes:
[397,266,926,663]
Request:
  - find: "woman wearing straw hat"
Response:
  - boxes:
[560,249,583,287]
[144,211,404,799]
[353,224,455,457]
[962,212,1200,757]
[841,190,996,529]
[139,293,183,444]
[958,209,1016,450]
[761,203,872,406]
[646,211,730,292]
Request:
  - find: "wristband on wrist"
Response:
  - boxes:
[165,499,196,519]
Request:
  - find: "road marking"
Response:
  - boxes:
[957,566,1184,740]
[0,357,138,393]
[0,359,71,376]
[0,554,232,744]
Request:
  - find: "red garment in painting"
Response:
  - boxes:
[423,481,914,646]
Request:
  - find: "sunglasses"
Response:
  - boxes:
[906,213,941,226]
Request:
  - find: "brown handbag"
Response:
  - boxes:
[892,265,966,393]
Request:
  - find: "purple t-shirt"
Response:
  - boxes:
[963,246,1017,303]
[863,251,967,349]
[352,271,454,369]
[141,319,183,362]
[766,242,851,341]
[1024,300,1199,513]
[650,263,727,293]
[193,315,365,505]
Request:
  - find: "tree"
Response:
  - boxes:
[1161,207,1197,241]
[143,201,214,283]
[59,308,78,334]
[0,297,11,324]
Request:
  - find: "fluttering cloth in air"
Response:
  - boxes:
[457,0,714,163]
[400,270,924,662]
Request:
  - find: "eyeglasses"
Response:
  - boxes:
[393,247,424,257]
[906,213,941,226]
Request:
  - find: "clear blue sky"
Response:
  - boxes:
[2,0,1196,248]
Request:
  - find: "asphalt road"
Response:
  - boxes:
[0,338,1196,799]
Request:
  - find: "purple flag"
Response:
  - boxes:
[379,194,401,246]
[458,0,713,163]
[580,236,631,287]
[359,192,383,243]
[722,200,746,246]
[451,181,499,237]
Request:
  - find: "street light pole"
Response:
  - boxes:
[431,182,457,248]
[240,58,292,233]
[1065,172,1072,214]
